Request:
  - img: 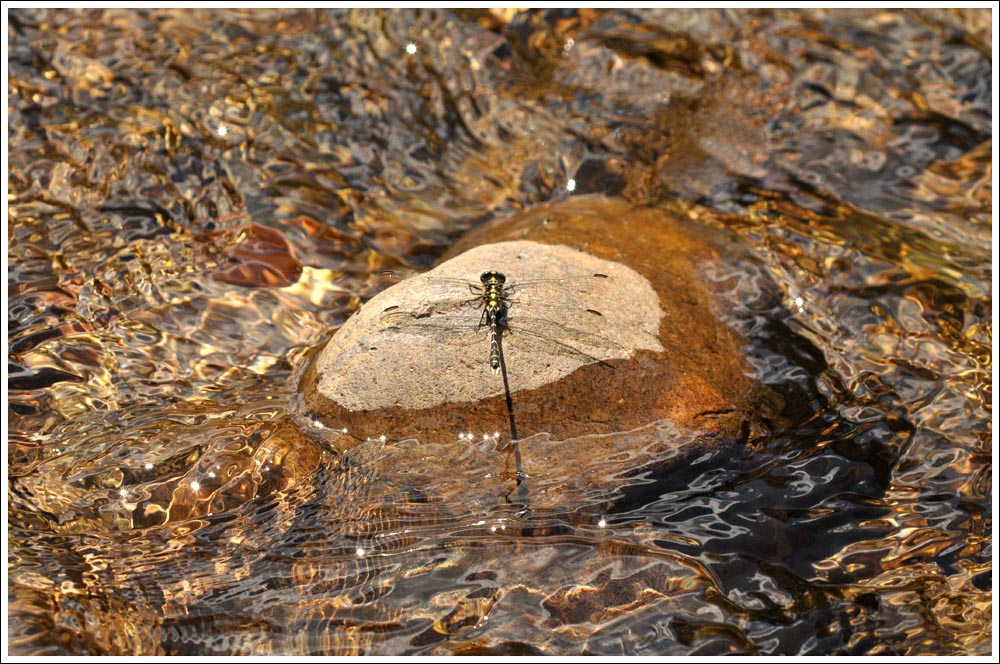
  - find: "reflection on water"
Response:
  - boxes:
[7,8,991,655]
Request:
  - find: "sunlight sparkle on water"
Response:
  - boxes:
[217,123,228,137]
[566,178,576,192]
[405,43,417,55]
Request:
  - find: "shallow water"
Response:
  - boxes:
[6,8,992,655]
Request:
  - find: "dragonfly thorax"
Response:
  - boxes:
[480,271,507,313]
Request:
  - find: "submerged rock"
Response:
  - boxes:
[299,196,782,512]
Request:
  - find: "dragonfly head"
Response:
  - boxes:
[480,270,506,286]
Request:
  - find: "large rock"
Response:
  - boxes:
[299,195,780,510]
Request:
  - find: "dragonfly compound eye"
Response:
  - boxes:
[480,270,505,285]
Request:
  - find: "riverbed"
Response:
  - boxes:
[7,8,992,655]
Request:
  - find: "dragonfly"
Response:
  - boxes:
[376,268,625,376]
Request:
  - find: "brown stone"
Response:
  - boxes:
[308,240,663,413]
[301,195,773,448]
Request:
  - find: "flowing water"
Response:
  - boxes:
[6,8,992,655]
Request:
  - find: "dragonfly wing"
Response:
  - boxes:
[507,315,628,364]
[379,307,487,349]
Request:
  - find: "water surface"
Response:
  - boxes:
[7,8,992,655]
